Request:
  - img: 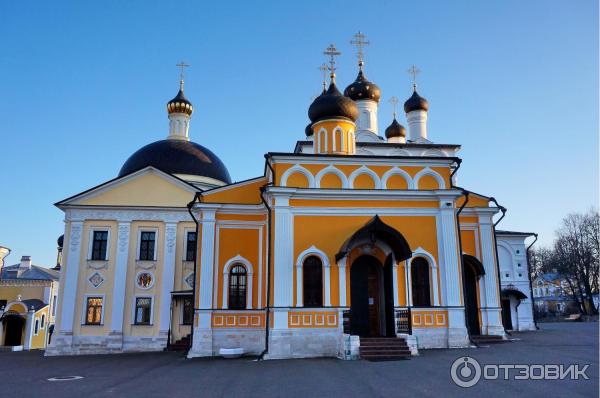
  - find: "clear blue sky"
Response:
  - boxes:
[0,1,597,267]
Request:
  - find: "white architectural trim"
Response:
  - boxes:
[222,255,254,309]
[159,223,177,332]
[317,127,327,153]
[110,221,130,334]
[87,226,111,261]
[59,221,83,332]
[280,165,315,188]
[414,167,446,189]
[381,167,414,189]
[338,257,348,307]
[295,246,331,307]
[135,270,155,290]
[348,166,382,189]
[332,126,344,152]
[135,227,159,261]
[81,293,106,326]
[315,166,349,188]
[131,294,155,325]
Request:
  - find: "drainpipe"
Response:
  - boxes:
[258,154,275,360]
[526,233,539,330]
[455,188,475,344]
[186,192,202,356]
[489,197,508,336]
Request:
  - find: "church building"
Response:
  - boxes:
[47,34,535,359]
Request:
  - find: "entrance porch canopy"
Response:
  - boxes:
[335,215,412,262]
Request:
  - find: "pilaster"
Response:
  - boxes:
[159,223,177,333]
[108,222,130,349]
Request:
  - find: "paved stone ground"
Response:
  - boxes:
[1,323,597,398]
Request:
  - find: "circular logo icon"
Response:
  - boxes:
[450,356,482,388]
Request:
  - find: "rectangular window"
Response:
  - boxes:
[139,231,156,261]
[52,295,57,316]
[182,296,193,325]
[91,231,108,260]
[134,297,152,325]
[185,232,197,261]
[85,297,103,325]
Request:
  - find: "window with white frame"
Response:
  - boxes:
[138,231,156,261]
[91,230,109,260]
[185,231,197,261]
[85,297,103,325]
[41,314,46,328]
[134,297,152,325]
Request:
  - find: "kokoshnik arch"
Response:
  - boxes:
[46,37,536,358]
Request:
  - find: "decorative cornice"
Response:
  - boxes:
[65,208,192,223]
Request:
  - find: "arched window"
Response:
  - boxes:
[303,256,323,307]
[411,257,431,307]
[228,264,247,310]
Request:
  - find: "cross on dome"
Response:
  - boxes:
[350,31,370,69]
[176,60,190,89]
[407,65,421,90]
[323,44,341,80]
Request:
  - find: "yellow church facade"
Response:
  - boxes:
[47,39,532,359]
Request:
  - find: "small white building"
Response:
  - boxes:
[496,231,537,331]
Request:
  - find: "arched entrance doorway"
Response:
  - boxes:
[339,216,412,338]
[501,287,527,331]
[2,313,25,346]
[463,255,485,336]
[350,255,396,337]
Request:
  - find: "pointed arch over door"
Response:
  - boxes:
[335,215,412,263]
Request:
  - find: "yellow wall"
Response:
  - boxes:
[202,178,266,204]
[74,171,194,207]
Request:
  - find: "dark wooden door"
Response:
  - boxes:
[367,264,380,337]
[501,299,513,330]
[464,263,480,335]
[4,316,24,346]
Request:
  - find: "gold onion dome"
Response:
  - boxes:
[385,118,406,139]
[344,69,381,103]
[167,81,193,116]
[308,81,359,123]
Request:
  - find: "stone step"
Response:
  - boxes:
[471,335,507,344]
[360,348,411,355]
[359,337,411,361]
[360,353,411,361]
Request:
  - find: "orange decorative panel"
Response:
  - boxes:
[412,310,448,328]
[211,312,265,328]
[288,311,338,328]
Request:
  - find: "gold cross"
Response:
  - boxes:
[323,44,341,77]
[176,61,190,82]
[318,63,328,89]
[350,31,370,67]
[407,65,420,87]
[389,96,399,118]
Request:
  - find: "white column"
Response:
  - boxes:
[479,215,504,335]
[198,211,216,309]
[159,223,177,333]
[406,260,413,306]
[392,262,399,307]
[338,257,347,307]
[246,270,254,309]
[273,195,293,328]
[110,222,130,334]
[24,308,35,349]
[439,203,469,347]
[58,221,83,333]
[188,209,217,358]
[296,264,302,307]
[324,264,331,307]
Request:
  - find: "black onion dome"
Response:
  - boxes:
[167,85,193,116]
[118,139,231,183]
[344,70,381,102]
[384,118,406,139]
[305,123,313,137]
[308,82,359,123]
[403,89,429,113]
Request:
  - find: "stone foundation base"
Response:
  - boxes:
[448,327,471,348]
[264,328,341,359]
[45,332,167,356]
